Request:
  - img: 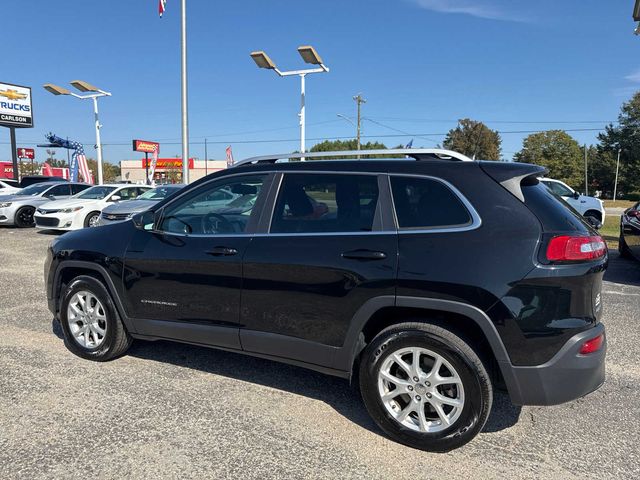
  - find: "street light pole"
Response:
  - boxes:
[92,96,104,185]
[181,0,189,183]
[613,148,622,201]
[43,80,111,185]
[250,46,329,160]
[299,74,306,159]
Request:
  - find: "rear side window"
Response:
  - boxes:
[71,184,90,195]
[390,176,472,229]
[270,174,379,233]
[521,181,590,233]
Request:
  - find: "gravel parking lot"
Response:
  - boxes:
[1,227,639,480]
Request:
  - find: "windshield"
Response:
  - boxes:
[76,186,117,200]
[138,186,181,200]
[16,183,53,196]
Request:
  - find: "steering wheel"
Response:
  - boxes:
[201,212,235,234]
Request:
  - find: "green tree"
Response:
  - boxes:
[309,139,390,159]
[443,119,501,160]
[85,158,121,183]
[597,91,640,196]
[514,130,584,190]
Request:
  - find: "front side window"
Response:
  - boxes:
[391,176,472,229]
[77,186,117,200]
[113,187,142,201]
[270,173,379,234]
[47,184,71,196]
[159,175,265,235]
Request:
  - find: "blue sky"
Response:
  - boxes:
[1,0,639,163]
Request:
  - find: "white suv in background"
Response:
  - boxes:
[34,184,151,230]
[539,178,605,226]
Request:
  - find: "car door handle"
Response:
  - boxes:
[206,246,238,256]
[341,249,387,260]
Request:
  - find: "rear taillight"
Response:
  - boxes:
[546,235,607,262]
[579,333,604,355]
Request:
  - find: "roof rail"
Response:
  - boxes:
[233,148,473,167]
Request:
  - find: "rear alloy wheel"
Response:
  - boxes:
[359,322,492,452]
[84,211,101,228]
[14,206,35,228]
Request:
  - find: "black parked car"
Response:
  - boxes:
[619,201,640,261]
[45,149,607,451]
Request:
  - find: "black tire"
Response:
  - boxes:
[14,206,35,228]
[84,211,100,228]
[59,275,132,361]
[359,322,492,452]
[619,234,633,259]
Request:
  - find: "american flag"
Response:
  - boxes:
[226,146,234,168]
[159,0,167,17]
[70,141,93,184]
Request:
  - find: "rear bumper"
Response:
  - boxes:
[504,323,606,405]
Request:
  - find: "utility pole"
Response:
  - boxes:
[353,94,366,158]
[584,144,588,196]
[204,138,208,176]
[181,0,190,184]
[613,148,622,201]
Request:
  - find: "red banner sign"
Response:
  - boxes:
[17,147,35,159]
[142,158,194,169]
[133,139,160,153]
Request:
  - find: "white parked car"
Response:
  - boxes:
[34,184,152,230]
[0,180,21,195]
[539,178,605,226]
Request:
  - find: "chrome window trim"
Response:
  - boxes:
[152,169,481,238]
[387,173,482,234]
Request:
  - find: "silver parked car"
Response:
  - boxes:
[98,184,186,226]
[0,181,90,228]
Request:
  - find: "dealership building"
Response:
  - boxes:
[119,158,228,184]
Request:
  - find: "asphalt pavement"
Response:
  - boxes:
[1,227,639,479]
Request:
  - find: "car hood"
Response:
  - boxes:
[0,194,48,205]
[577,195,603,209]
[39,198,101,210]
[0,193,29,202]
[101,199,158,215]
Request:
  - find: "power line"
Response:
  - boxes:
[0,128,608,148]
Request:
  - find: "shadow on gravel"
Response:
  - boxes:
[52,314,521,438]
[604,252,640,287]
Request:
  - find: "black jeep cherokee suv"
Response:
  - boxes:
[45,149,607,451]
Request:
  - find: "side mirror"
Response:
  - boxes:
[132,209,157,231]
[111,195,122,202]
[573,192,580,200]
[586,216,602,230]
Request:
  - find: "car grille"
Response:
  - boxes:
[37,208,59,214]
[101,212,130,221]
[35,216,60,227]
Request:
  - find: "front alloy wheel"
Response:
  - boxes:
[67,290,108,349]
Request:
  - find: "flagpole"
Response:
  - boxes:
[181,0,189,184]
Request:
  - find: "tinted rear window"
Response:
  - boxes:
[390,176,472,229]
[521,182,590,233]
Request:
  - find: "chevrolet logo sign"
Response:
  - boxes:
[0,89,28,101]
